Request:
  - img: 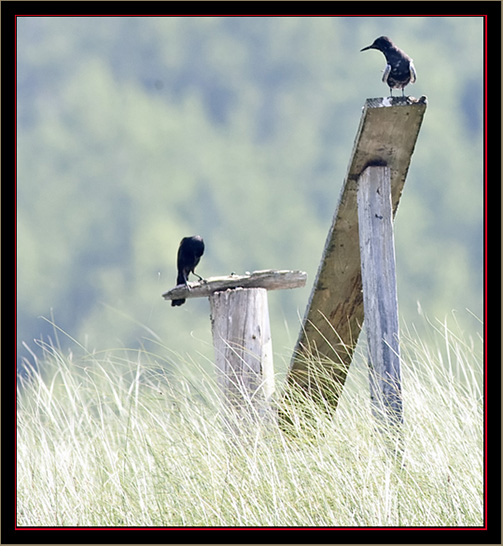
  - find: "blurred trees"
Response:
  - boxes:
[17,16,484,372]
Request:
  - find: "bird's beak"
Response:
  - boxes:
[360,44,373,52]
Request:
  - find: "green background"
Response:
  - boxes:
[17,16,484,373]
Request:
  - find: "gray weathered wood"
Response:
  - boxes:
[287,96,426,409]
[163,270,306,432]
[162,269,307,302]
[210,287,275,429]
[357,166,402,427]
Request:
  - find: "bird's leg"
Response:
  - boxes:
[193,272,207,284]
[182,279,192,292]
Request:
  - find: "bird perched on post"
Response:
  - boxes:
[360,36,417,97]
[171,235,205,307]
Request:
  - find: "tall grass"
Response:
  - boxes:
[17,315,483,527]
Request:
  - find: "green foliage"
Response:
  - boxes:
[17,316,483,527]
[17,16,483,366]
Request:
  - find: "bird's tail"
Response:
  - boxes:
[172,272,187,307]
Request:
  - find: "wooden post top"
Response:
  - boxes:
[162,269,307,302]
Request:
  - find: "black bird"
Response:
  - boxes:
[361,36,417,96]
[171,235,205,307]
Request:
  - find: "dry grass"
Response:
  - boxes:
[17,314,483,527]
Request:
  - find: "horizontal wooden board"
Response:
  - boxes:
[163,269,307,301]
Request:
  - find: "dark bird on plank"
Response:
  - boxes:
[361,36,417,97]
[171,235,205,307]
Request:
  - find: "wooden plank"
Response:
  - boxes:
[357,166,402,427]
[162,269,307,301]
[287,96,427,407]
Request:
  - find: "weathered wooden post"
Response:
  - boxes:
[163,270,307,431]
[284,96,427,429]
[209,287,274,431]
[357,165,402,428]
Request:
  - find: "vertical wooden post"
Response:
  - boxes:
[287,98,426,415]
[209,287,275,429]
[164,270,306,433]
[357,165,403,429]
